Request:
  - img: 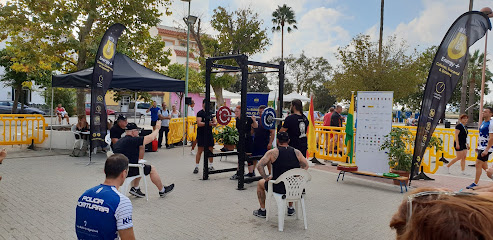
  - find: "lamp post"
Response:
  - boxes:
[181,0,197,146]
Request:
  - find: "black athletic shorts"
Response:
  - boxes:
[197,133,214,147]
[151,121,157,127]
[127,164,152,178]
[454,141,467,151]
[477,150,491,162]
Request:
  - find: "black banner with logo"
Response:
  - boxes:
[90,23,126,150]
[410,12,490,184]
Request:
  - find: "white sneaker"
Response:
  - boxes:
[190,150,196,155]
[461,172,471,176]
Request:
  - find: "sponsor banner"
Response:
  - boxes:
[246,92,269,116]
[411,12,491,182]
[90,23,126,149]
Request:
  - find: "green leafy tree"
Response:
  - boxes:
[272,53,331,96]
[165,63,205,111]
[43,87,77,116]
[271,4,297,60]
[227,67,271,93]
[314,84,336,112]
[0,0,172,115]
[207,6,270,105]
[0,48,51,113]
[329,34,422,101]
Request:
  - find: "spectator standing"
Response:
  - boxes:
[323,107,335,127]
[146,101,160,130]
[75,154,135,240]
[188,100,197,155]
[329,105,344,154]
[158,101,172,149]
[171,105,180,118]
[323,107,335,154]
[230,105,258,180]
[280,99,309,157]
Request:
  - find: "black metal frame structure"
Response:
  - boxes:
[203,54,284,190]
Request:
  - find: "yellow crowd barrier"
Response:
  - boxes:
[171,116,477,174]
[168,117,237,145]
[0,114,48,145]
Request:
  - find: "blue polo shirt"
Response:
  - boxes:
[75,184,133,240]
[150,107,160,121]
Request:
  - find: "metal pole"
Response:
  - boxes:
[134,92,137,123]
[478,31,488,127]
[49,86,53,151]
[183,0,191,146]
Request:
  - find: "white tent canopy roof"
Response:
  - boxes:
[268,91,310,102]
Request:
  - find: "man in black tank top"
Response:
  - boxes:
[253,132,309,218]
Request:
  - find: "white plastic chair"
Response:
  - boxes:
[119,159,149,201]
[105,135,113,158]
[71,125,85,150]
[265,168,312,232]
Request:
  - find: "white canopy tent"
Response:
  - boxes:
[268,91,310,102]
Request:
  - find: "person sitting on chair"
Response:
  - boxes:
[113,122,174,198]
[75,115,90,141]
[253,132,309,218]
[56,104,70,125]
[110,114,128,150]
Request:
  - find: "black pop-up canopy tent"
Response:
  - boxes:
[52,52,185,92]
[48,53,185,150]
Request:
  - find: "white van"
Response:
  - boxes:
[129,102,152,116]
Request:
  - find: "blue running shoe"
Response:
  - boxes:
[466,183,477,189]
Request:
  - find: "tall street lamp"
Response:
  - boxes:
[181,0,197,146]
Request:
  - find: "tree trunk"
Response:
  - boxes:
[12,84,22,113]
[461,0,473,114]
[467,73,476,123]
[75,12,95,116]
[212,86,224,106]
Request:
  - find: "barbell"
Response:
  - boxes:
[212,106,283,130]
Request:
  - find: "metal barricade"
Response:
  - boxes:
[0,114,48,145]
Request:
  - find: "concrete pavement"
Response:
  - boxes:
[0,144,406,240]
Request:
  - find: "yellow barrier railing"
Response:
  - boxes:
[168,117,236,144]
[0,114,48,145]
[171,117,476,174]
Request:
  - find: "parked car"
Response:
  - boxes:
[303,111,324,121]
[129,102,152,116]
[85,103,116,115]
[0,101,46,115]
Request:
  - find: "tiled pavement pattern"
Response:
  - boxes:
[1,142,492,239]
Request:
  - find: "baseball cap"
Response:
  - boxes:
[117,114,127,121]
[125,123,141,131]
[277,132,289,142]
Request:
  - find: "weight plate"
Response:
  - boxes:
[217,106,232,125]
[261,107,276,130]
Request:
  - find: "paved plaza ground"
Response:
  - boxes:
[1,142,492,240]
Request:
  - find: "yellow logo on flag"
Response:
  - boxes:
[447,32,467,60]
[102,40,115,59]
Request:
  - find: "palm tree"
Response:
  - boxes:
[467,49,492,122]
[272,4,297,60]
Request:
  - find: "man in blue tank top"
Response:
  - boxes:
[253,132,309,218]
[76,154,135,240]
